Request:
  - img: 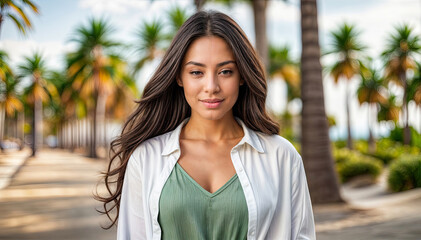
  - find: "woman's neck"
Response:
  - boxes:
[181,114,244,142]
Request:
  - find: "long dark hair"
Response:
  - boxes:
[96,10,279,229]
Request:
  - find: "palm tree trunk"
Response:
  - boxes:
[194,0,206,11]
[57,121,62,149]
[0,102,5,152]
[70,117,75,152]
[89,96,98,158]
[252,0,268,71]
[300,0,342,204]
[31,110,36,156]
[0,13,3,39]
[36,100,43,150]
[86,117,90,154]
[345,81,353,149]
[31,98,41,156]
[97,92,107,158]
[18,111,24,150]
[368,103,376,154]
[77,119,80,149]
[402,74,411,145]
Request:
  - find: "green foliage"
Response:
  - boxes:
[348,138,421,165]
[374,138,420,163]
[333,148,383,183]
[324,22,366,82]
[354,139,368,153]
[388,155,421,192]
[357,138,399,164]
[381,24,421,71]
[334,139,347,149]
[0,0,39,36]
[389,126,421,148]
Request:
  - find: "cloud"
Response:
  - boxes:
[0,40,76,71]
[320,0,421,57]
[267,1,300,24]
[78,0,192,17]
[78,0,150,15]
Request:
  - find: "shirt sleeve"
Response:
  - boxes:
[117,152,147,240]
[291,153,316,240]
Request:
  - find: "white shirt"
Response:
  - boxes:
[117,117,316,240]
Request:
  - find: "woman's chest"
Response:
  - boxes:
[176,139,240,193]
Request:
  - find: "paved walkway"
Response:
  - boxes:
[315,170,421,240]
[0,149,116,240]
[0,148,29,190]
[1,148,421,239]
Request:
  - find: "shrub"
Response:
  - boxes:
[362,138,420,165]
[390,126,421,148]
[333,148,383,183]
[334,140,347,149]
[388,155,421,192]
[354,140,368,153]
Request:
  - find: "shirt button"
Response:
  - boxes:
[251,230,255,235]
[244,182,249,187]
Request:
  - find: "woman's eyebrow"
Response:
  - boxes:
[184,60,236,67]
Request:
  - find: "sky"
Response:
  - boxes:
[1,0,421,140]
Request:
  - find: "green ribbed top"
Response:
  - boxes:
[158,163,248,240]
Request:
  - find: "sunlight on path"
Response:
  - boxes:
[0,149,115,240]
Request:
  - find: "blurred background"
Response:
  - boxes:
[0,0,421,239]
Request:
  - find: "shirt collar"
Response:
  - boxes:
[161,117,265,156]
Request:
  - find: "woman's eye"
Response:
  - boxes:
[219,70,233,75]
[190,71,202,76]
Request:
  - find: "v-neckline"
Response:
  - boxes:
[175,163,238,198]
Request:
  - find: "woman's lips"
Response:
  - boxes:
[200,99,224,108]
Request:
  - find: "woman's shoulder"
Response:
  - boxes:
[254,131,301,159]
[130,131,173,161]
[251,132,302,169]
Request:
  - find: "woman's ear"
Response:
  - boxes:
[240,78,245,86]
[176,77,183,87]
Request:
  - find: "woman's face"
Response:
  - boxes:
[178,36,243,121]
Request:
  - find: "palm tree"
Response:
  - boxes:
[382,24,420,145]
[0,50,13,81]
[300,0,342,203]
[0,0,39,37]
[101,54,138,156]
[105,56,138,121]
[269,44,300,138]
[408,63,421,133]
[324,23,366,149]
[132,20,166,75]
[378,94,400,128]
[357,64,388,153]
[0,72,23,150]
[0,50,14,149]
[269,44,301,102]
[68,18,125,158]
[47,70,81,150]
[167,6,189,38]
[19,52,57,156]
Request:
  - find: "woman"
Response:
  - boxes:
[97,11,316,240]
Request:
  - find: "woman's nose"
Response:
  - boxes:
[204,72,220,93]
